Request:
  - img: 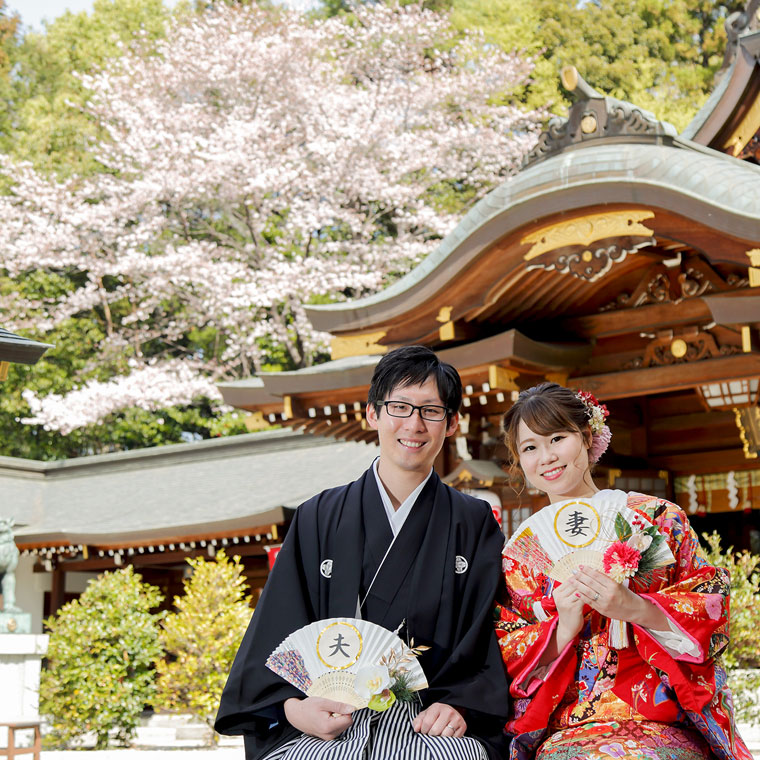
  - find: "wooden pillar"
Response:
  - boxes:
[437,435,458,476]
[49,564,66,617]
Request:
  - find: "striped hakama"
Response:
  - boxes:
[262,700,488,760]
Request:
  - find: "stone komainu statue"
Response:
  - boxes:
[0,518,21,613]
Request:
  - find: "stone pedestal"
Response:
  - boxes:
[0,634,48,721]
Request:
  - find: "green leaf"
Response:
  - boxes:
[154,550,252,729]
[615,512,632,541]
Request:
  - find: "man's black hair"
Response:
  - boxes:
[367,345,462,417]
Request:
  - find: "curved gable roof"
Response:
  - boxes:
[305,139,760,337]
[683,0,760,151]
[0,327,53,365]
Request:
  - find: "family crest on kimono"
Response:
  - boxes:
[215,345,511,760]
[494,382,751,760]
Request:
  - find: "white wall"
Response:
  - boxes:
[14,555,48,634]
[66,571,99,593]
[12,558,98,633]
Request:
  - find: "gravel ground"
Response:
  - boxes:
[33,723,760,759]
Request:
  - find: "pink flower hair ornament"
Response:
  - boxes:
[589,425,612,464]
[576,390,612,464]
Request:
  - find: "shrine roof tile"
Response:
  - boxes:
[683,29,760,144]
[0,430,378,547]
[0,327,53,365]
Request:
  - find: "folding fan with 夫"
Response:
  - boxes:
[266,617,428,709]
[504,493,674,583]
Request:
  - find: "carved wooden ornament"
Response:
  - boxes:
[522,210,655,260]
[521,211,656,282]
[331,330,387,360]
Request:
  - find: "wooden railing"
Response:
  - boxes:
[0,722,41,760]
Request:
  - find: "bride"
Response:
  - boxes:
[495,382,750,760]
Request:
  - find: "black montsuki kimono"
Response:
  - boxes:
[215,467,510,760]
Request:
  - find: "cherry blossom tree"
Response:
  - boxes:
[0,2,542,437]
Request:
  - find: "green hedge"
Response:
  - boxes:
[39,567,164,748]
[702,532,760,723]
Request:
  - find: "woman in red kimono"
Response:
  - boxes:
[495,382,751,760]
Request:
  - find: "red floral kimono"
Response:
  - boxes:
[495,492,751,760]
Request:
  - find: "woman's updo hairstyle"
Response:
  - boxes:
[501,383,593,486]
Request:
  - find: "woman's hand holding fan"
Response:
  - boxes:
[504,494,675,585]
[504,494,675,647]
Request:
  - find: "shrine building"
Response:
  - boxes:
[219,9,760,552]
[0,430,378,630]
[3,4,760,628]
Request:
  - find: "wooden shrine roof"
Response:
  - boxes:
[442,459,510,489]
[217,62,760,478]
[222,330,594,444]
[0,327,53,365]
[304,140,760,341]
[682,0,760,160]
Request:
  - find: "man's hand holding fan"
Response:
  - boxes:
[267,618,429,713]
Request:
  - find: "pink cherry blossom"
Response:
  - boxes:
[0,4,543,433]
[20,361,223,435]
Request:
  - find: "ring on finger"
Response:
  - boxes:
[593,591,600,601]
[445,724,455,732]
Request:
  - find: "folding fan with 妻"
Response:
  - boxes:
[504,493,674,583]
[266,617,428,709]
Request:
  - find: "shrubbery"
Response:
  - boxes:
[155,550,252,733]
[39,566,164,748]
[702,531,760,723]
[39,552,253,748]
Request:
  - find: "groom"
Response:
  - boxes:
[215,345,509,759]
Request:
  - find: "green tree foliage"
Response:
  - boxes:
[0,1,20,138]
[155,550,252,728]
[449,0,746,131]
[701,531,760,723]
[5,0,171,176]
[39,567,165,748]
[0,276,248,460]
[0,0,18,74]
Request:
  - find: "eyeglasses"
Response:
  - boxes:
[378,401,450,422]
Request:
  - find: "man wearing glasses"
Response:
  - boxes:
[216,345,509,760]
